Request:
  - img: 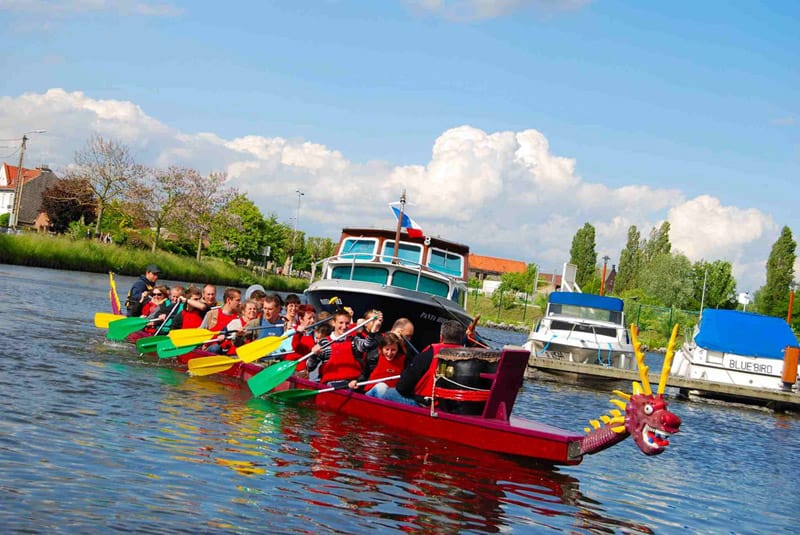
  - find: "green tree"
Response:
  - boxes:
[642,221,672,265]
[690,260,738,310]
[616,225,641,292]
[140,166,195,253]
[639,253,694,308]
[755,226,796,317]
[569,223,597,288]
[208,194,267,262]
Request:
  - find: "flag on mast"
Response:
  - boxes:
[390,204,424,238]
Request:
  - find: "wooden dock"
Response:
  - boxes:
[524,354,800,412]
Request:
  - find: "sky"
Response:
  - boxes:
[0,0,797,294]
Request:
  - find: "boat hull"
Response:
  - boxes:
[306,279,472,349]
[285,375,584,465]
[671,345,797,392]
[526,338,636,370]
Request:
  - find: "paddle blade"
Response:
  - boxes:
[168,328,217,346]
[136,335,171,353]
[267,388,325,401]
[156,341,199,358]
[235,334,287,363]
[247,360,298,397]
[95,312,126,329]
[107,317,150,341]
[187,355,239,376]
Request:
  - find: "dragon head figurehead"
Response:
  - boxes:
[581,325,682,457]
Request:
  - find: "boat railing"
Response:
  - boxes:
[311,253,468,299]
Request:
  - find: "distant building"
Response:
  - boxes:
[0,163,60,229]
[604,265,617,295]
[468,253,526,281]
[537,272,563,294]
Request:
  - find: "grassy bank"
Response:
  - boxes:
[0,233,308,292]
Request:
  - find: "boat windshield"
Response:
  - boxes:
[548,303,623,325]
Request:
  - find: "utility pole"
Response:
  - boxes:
[599,255,610,296]
[287,189,304,276]
[9,130,46,229]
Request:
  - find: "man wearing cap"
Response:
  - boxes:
[125,264,161,317]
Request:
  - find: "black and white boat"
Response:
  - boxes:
[305,206,472,349]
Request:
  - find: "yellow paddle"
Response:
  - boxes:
[94,312,127,328]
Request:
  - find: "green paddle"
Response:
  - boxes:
[136,335,171,353]
[267,375,400,401]
[248,317,378,398]
[107,317,156,341]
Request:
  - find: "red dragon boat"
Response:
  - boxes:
[121,327,682,467]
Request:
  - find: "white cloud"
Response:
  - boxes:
[0,88,780,292]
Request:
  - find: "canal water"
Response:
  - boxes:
[0,265,797,533]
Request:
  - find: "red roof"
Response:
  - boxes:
[3,163,42,188]
[468,253,526,275]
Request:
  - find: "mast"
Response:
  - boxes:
[392,190,406,263]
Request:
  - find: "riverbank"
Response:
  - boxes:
[0,232,307,292]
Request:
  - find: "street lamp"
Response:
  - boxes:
[788,282,797,324]
[9,129,46,229]
[286,189,304,276]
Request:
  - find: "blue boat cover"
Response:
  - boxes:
[695,309,799,359]
[548,292,624,312]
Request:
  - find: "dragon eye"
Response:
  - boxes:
[643,404,654,415]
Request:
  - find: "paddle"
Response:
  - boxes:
[248,316,378,398]
[168,322,290,347]
[267,375,400,401]
[136,334,171,353]
[107,317,158,341]
[187,350,293,377]
[94,312,126,329]
[151,299,182,337]
[234,315,333,363]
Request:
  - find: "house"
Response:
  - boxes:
[0,163,60,229]
[537,272,563,293]
[468,253,527,281]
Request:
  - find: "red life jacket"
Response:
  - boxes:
[181,308,204,329]
[319,337,362,383]
[413,343,462,398]
[366,353,406,391]
[287,331,315,371]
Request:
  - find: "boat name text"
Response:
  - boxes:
[725,358,773,375]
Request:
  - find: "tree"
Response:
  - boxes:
[690,260,737,310]
[139,166,196,252]
[756,226,796,317]
[208,193,267,262]
[67,135,144,237]
[642,221,671,265]
[569,223,597,288]
[616,225,641,292]
[41,178,97,233]
[170,171,237,260]
[639,253,694,308]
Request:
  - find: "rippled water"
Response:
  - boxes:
[1,265,797,533]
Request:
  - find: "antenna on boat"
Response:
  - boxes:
[392,190,406,263]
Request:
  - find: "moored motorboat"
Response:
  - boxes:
[523,291,635,371]
[670,309,800,395]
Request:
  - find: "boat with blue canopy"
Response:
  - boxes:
[670,308,800,392]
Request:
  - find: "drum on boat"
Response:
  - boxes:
[434,348,501,415]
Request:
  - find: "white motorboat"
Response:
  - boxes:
[670,309,800,392]
[523,291,635,370]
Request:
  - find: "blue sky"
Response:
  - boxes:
[1,1,797,293]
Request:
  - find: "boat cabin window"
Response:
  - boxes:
[427,248,464,278]
[380,241,423,266]
[391,271,449,297]
[331,266,388,284]
[339,238,378,260]
[548,303,623,325]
